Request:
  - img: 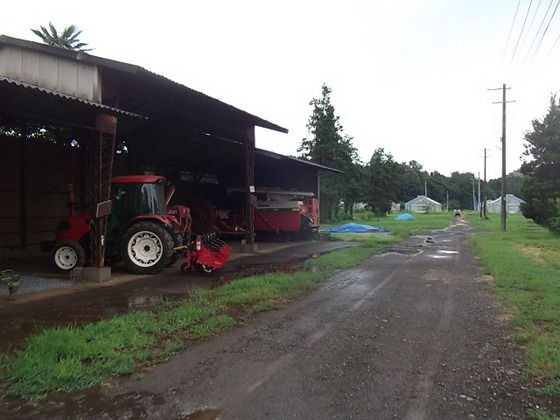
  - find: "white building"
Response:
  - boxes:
[487,194,525,214]
[405,195,442,213]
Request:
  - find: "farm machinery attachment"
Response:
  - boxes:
[174,232,232,274]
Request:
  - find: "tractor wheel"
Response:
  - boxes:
[52,240,86,272]
[121,222,174,274]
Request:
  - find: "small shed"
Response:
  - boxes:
[390,202,401,213]
[487,194,525,214]
[405,195,442,213]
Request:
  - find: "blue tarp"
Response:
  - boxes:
[324,223,390,233]
[393,213,416,221]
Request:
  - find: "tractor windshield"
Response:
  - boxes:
[111,180,167,222]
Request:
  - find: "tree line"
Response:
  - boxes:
[520,96,560,232]
[299,84,525,222]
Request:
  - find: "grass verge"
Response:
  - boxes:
[0,212,452,399]
[467,213,560,397]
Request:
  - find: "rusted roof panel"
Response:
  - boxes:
[0,76,144,118]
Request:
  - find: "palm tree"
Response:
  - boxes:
[31,22,91,51]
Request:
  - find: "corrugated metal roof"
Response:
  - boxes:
[0,76,145,118]
[0,35,288,134]
[256,148,343,173]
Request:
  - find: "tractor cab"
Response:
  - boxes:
[108,175,169,241]
[52,175,181,274]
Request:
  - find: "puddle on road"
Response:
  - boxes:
[387,246,422,255]
[428,250,460,259]
[185,408,222,420]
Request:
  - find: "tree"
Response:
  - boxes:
[520,96,560,231]
[365,148,398,216]
[342,161,367,219]
[393,161,424,203]
[486,171,525,199]
[449,172,476,210]
[31,22,91,51]
[299,84,358,221]
[427,171,450,206]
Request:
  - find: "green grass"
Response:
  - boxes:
[0,212,453,399]
[468,213,560,397]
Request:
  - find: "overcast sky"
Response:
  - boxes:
[4,0,560,180]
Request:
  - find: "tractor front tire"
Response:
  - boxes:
[52,240,86,272]
[121,222,174,274]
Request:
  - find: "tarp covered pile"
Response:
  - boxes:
[323,223,390,233]
[393,213,416,221]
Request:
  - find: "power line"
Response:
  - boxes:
[548,7,560,53]
[519,0,542,56]
[530,0,560,62]
[510,0,533,66]
[502,0,522,63]
[523,0,555,65]
[549,28,560,52]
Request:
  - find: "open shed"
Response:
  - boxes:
[0,35,338,279]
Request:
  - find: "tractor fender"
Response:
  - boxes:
[121,215,178,242]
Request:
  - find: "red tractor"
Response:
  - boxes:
[52,175,182,274]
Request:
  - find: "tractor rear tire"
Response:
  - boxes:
[166,232,183,267]
[52,240,86,272]
[121,222,175,274]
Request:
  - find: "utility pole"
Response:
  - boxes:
[488,84,514,231]
[482,148,488,219]
[471,176,476,211]
[477,172,481,216]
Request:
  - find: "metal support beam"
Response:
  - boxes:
[244,125,255,245]
[89,114,118,268]
[316,172,321,226]
[19,133,27,248]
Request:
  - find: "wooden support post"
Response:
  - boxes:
[89,114,117,268]
[244,125,256,246]
[316,171,321,226]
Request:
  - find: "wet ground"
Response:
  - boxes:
[0,239,357,353]
[2,220,559,418]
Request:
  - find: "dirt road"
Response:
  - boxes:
[4,219,551,418]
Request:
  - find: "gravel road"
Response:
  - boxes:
[4,219,556,418]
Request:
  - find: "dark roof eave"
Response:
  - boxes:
[0,76,146,118]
